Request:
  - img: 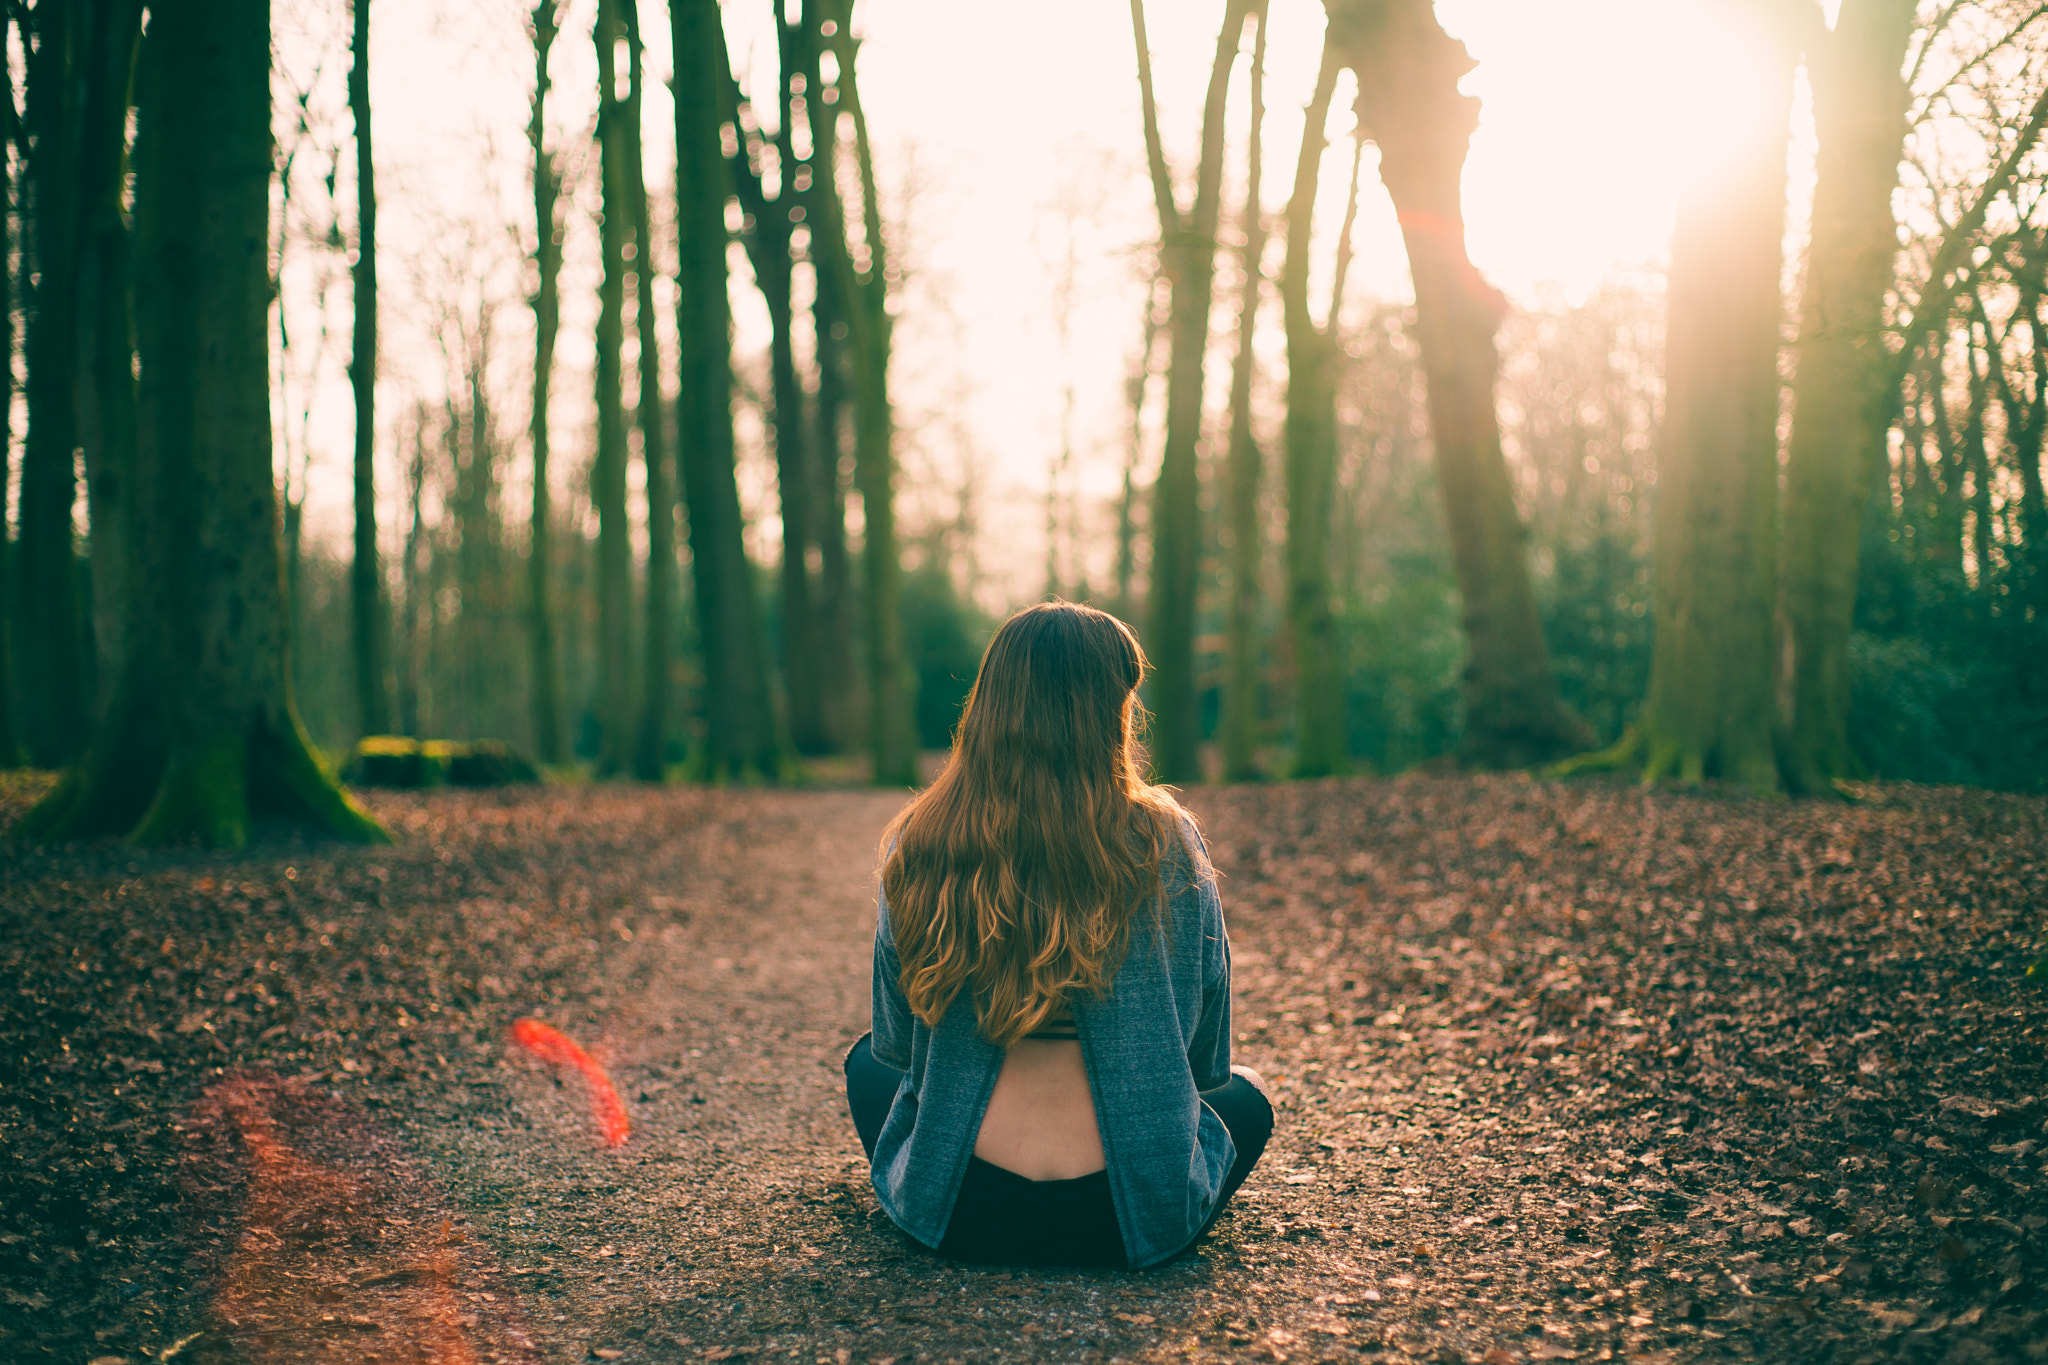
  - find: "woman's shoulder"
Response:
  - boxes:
[1131,791,1213,900]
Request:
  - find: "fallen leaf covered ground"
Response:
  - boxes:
[0,772,2042,1364]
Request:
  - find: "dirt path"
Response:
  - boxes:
[2,776,2043,1364]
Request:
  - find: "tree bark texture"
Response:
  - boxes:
[19,0,88,766]
[673,0,784,780]
[74,0,143,722]
[624,4,674,781]
[527,0,565,764]
[1218,0,1269,783]
[24,0,386,847]
[1635,0,1799,787]
[1780,0,1916,791]
[348,0,388,737]
[1280,39,1349,779]
[592,0,634,774]
[1322,0,1589,768]
[1130,0,1250,783]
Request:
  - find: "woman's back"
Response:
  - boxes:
[974,1013,1103,1180]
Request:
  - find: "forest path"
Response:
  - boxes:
[2,776,2044,1364]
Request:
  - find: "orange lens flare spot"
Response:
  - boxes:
[186,1070,539,1364]
[510,1018,631,1147]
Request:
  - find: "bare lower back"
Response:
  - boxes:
[973,1039,1105,1181]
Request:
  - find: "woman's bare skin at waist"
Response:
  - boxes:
[974,1023,1105,1181]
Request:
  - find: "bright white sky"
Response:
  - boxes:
[280,0,1818,606]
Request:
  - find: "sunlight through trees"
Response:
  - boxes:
[3,0,2046,827]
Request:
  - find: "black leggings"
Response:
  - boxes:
[842,1033,1272,1267]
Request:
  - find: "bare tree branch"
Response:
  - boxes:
[1325,132,1366,336]
[1128,0,1183,230]
[1892,76,2048,388]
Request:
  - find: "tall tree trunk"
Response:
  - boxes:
[401,412,427,738]
[2019,282,2048,601]
[1925,334,1966,574]
[1609,0,1799,788]
[24,0,385,847]
[727,24,828,755]
[527,0,565,764]
[1130,0,1250,783]
[674,0,784,779]
[813,0,912,785]
[1323,0,1589,768]
[18,0,87,767]
[1218,0,1269,783]
[592,0,633,774]
[1114,295,1160,628]
[458,342,498,736]
[624,4,673,781]
[1963,323,1994,587]
[767,257,826,753]
[1780,0,1916,791]
[810,255,861,750]
[803,1,860,752]
[1279,38,1356,779]
[74,0,143,723]
[348,0,387,737]
[0,4,16,766]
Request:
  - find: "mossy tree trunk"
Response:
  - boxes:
[1218,0,1269,784]
[623,3,674,781]
[1323,0,1590,768]
[1780,0,1916,792]
[527,0,566,765]
[24,0,386,848]
[1596,0,1800,789]
[348,0,388,739]
[1130,0,1251,783]
[673,0,785,781]
[592,0,634,775]
[18,0,89,767]
[1279,36,1359,780]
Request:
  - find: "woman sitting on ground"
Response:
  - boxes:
[843,601,1272,1269]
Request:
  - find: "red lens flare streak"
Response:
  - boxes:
[510,1018,631,1147]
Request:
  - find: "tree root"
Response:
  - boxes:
[22,683,387,848]
[1544,727,1646,781]
[1546,726,1801,796]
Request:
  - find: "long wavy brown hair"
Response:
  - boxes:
[880,601,1190,1048]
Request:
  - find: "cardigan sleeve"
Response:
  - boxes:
[870,889,916,1070]
[1185,861,1233,1091]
